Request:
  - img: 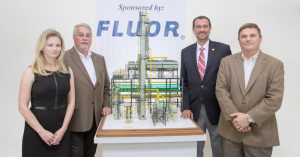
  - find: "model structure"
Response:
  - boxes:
[111,12,182,126]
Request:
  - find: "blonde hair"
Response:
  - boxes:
[31,29,69,76]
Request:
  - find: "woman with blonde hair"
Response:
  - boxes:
[19,29,75,157]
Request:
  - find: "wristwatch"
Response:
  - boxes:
[247,114,254,123]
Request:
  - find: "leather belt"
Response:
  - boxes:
[31,104,66,110]
[200,98,205,104]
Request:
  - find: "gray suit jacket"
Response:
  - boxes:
[216,51,284,147]
[64,47,111,132]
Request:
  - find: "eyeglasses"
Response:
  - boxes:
[194,25,210,30]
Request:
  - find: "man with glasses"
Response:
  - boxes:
[180,16,231,157]
[64,23,111,157]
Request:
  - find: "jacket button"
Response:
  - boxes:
[92,102,94,104]
[201,85,204,88]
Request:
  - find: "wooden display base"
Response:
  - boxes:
[96,116,204,138]
[95,114,206,157]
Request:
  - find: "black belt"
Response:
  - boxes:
[200,98,204,104]
[31,104,66,110]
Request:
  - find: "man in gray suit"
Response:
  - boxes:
[216,23,284,157]
[64,23,111,157]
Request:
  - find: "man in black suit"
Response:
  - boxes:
[180,16,231,157]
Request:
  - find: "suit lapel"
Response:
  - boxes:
[234,52,246,95]
[192,43,201,79]
[244,51,267,96]
[91,52,101,88]
[204,40,215,80]
[70,47,94,86]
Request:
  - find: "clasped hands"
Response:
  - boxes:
[230,113,251,132]
[39,128,66,146]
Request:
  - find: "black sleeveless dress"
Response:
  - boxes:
[22,71,70,157]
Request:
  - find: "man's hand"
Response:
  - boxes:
[180,110,193,119]
[102,107,111,116]
[231,113,250,132]
[241,126,252,132]
[233,117,252,132]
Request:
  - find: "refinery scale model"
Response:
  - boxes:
[111,12,183,126]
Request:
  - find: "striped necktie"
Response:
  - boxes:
[198,47,205,80]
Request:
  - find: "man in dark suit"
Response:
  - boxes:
[180,16,231,157]
[64,23,111,157]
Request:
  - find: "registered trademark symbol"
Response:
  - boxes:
[180,35,185,40]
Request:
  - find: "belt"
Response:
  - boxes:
[200,98,204,104]
[31,104,66,110]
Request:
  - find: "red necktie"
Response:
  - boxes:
[198,47,205,80]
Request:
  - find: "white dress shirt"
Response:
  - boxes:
[242,51,259,89]
[242,51,259,123]
[75,47,97,86]
[196,40,209,68]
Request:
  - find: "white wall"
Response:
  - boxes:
[0,0,299,156]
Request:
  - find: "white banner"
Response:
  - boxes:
[95,0,185,76]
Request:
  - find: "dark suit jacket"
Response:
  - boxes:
[64,47,111,132]
[181,40,231,125]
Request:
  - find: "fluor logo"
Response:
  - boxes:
[97,21,179,37]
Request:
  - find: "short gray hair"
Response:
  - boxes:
[73,23,92,36]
